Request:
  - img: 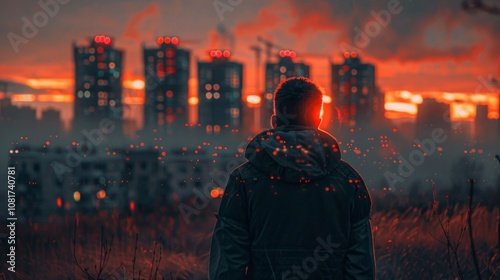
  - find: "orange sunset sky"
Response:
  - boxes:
[0,0,499,121]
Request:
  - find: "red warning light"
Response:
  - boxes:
[210,50,216,57]
[284,50,290,56]
[164,37,171,44]
[104,37,111,45]
[215,50,222,57]
[290,51,297,58]
[171,37,179,45]
[351,51,357,58]
[157,37,164,44]
[279,50,285,57]
[223,50,230,57]
[344,52,351,58]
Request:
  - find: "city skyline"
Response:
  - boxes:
[1,0,499,123]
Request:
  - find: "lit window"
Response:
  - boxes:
[213,92,220,99]
[77,91,83,98]
[84,91,91,98]
[351,69,358,75]
[280,66,286,73]
[230,108,240,118]
[213,84,220,90]
[206,92,212,99]
[205,84,212,90]
[214,125,221,134]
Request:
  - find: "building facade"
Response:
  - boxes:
[331,52,377,126]
[143,36,190,129]
[197,50,243,134]
[73,35,124,130]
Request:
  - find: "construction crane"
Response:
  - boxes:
[462,0,500,14]
[257,36,284,63]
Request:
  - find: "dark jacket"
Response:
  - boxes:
[209,125,375,279]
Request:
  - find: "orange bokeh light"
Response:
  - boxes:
[246,95,261,105]
[210,189,219,198]
[188,96,199,105]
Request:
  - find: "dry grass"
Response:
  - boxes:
[1,198,498,279]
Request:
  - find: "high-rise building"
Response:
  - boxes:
[143,36,190,129]
[197,50,243,134]
[416,98,451,136]
[262,50,310,129]
[73,35,124,130]
[331,52,377,126]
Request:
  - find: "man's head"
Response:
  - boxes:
[272,77,323,128]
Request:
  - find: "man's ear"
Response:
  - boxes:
[270,114,278,128]
[316,117,323,128]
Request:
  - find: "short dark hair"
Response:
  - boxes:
[273,77,323,126]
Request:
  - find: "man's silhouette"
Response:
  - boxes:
[209,77,375,279]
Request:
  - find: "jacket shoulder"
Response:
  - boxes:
[230,161,265,181]
[332,160,365,182]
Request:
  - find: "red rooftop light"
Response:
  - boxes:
[171,36,179,45]
[280,49,296,58]
[94,35,111,45]
[157,37,164,44]
[164,37,171,44]
[210,49,231,59]
[344,51,351,58]
[351,51,357,58]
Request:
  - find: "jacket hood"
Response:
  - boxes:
[245,125,342,183]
